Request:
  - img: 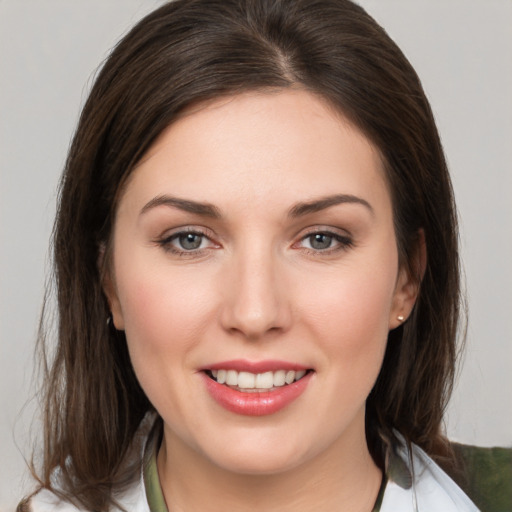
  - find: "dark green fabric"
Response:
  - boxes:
[449,443,512,512]
[372,475,387,511]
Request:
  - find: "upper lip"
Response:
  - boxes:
[200,359,310,373]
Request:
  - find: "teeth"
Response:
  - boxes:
[209,368,308,389]
[226,370,238,386]
[285,370,295,384]
[238,371,255,388]
[273,370,286,386]
[255,371,274,389]
[295,369,306,380]
[217,369,226,384]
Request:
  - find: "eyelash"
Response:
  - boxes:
[294,230,354,255]
[155,228,354,257]
[156,228,217,257]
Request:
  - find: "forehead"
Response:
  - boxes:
[120,90,390,218]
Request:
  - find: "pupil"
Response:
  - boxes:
[179,233,202,250]
[311,233,332,250]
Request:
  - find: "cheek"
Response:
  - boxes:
[114,261,216,370]
[113,263,220,425]
[296,254,397,365]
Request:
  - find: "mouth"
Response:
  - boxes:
[205,368,311,393]
[201,362,314,416]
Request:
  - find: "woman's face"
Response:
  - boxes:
[106,90,416,475]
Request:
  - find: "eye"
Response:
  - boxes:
[156,228,219,255]
[306,233,335,250]
[175,232,206,250]
[296,230,353,253]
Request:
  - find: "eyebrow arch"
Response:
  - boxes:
[140,195,221,218]
[288,194,374,218]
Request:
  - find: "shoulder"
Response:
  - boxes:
[24,477,150,512]
[23,416,158,512]
[381,439,480,512]
[23,442,152,512]
[20,489,84,512]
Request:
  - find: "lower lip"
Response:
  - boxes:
[202,372,312,416]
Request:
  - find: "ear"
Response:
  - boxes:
[98,244,125,331]
[389,230,426,330]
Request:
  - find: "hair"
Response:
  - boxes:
[26,0,463,510]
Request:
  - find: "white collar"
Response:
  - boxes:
[28,425,479,512]
[381,440,479,512]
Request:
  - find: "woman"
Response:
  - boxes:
[20,0,480,510]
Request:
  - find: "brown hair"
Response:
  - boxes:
[28,0,462,509]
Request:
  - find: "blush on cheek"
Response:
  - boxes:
[308,277,392,331]
[296,273,393,383]
[120,271,215,354]
[119,277,172,353]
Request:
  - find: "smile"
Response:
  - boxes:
[207,369,308,392]
[201,361,313,416]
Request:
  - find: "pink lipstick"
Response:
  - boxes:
[200,360,312,416]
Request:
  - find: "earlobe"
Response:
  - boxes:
[389,230,427,330]
[388,268,418,330]
[103,273,125,331]
[98,245,125,331]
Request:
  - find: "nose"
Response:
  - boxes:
[220,245,292,341]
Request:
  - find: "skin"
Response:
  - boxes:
[105,90,420,511]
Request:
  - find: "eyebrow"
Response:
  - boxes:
[288,194,374,218]
[140,195,221,218]
[139,193,373,219]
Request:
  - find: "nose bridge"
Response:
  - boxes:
[221,237,289,339]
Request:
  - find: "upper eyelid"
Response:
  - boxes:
[297,231,352,244]
[156,229,219,256]
[293,226,354,247]
[158,225,214,240]
[166,230,209,242]
[294,225,353,239]
[155,227,218,252]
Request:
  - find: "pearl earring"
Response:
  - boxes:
[397,315,405,322]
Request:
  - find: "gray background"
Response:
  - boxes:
[1,1,511,510]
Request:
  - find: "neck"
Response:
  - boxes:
[157,423,382,512]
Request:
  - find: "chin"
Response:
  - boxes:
[198,429,318,477]
[210,450,306,477]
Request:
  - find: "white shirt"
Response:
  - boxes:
[27,436,480,512]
